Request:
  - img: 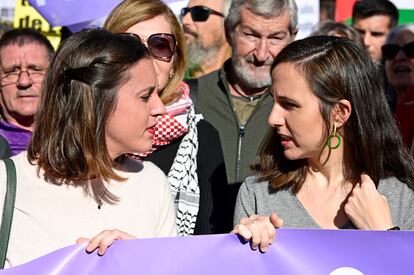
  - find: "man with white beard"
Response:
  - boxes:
[181,0,232,78]
[189,0,298,208]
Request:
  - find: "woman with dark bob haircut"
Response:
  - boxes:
[232,36,414,252]
[0,28,176,267]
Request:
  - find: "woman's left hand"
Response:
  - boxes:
[76,229,136,256]
[344,173,394,230]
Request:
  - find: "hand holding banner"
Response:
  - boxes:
[1,229,413,274]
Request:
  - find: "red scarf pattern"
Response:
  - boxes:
[138,82,191,157]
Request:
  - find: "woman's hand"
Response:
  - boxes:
[231,213,283,252]
[344,174,394,230]
[76,229,136,256]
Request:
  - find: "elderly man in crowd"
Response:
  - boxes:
[0,28,54,156]
[190,0,298,207]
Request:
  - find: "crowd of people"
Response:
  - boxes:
[0,0,413,268]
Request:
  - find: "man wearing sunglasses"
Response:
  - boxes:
[189,0,298,208]
[384,25,414,150]
[0,28,54,156]
[352,0,399,63]
[181,0,232,78]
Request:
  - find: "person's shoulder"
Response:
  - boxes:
[10,151,33,168]
[199,66,222,81]
[0,151,37,187]
[118,156,167,184]
[378,176,414,195]
[190,65,224,89]
[141,160,166,175]
[242,175,269,192]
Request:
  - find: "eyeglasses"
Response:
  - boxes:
[381,42,414,60]
[180,6,225,22]
[0,67,45,86]
[123,32,177,62]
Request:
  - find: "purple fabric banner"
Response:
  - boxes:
[27,0,122,27]
[27,0,186,28]
[1,229,413,274]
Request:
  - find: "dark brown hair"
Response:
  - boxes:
[254,36,414,192]
[352,0,399,29]
[28,28,150,203]
[0,28,55,59]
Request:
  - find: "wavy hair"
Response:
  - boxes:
[28,28,150,203]
[254,36,414,192]
[104,0,187,105]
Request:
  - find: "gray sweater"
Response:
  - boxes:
[234,176,414,230]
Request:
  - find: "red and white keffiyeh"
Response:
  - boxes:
[138,82,191,157]
[133,82,202,235]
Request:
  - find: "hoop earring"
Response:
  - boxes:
[325,123,342,149]
[169,69,174,79]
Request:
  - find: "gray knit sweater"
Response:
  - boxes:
[234,176,414,230]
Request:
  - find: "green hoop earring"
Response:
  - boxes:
[325,123,342,149]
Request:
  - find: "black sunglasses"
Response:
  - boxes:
[180,5,225,22]
[381,42,414,60]
[123,32,177,61]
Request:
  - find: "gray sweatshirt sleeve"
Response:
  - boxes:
[233,177,257,226]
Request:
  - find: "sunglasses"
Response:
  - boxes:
[123,32,177,62]
[180,6,225,22]
[381,42,414,60]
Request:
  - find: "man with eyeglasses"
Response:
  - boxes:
[0,28,54,156]
[189,0,298,210]
[181,0,232,78]
[352,0,399,63]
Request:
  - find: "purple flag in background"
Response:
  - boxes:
[0,229,413,275]
[27,0,187,29]
[27,0,122,27]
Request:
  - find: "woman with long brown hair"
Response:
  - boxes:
[233,36,414,252]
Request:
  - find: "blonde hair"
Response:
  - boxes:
[104,0,187,105]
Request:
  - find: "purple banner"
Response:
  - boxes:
[28,0,122,27]
[27,0,187,28]
[1,229,413,274]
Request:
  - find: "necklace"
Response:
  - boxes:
[230,84,262,102]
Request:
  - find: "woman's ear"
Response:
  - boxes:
[332,99,352,127]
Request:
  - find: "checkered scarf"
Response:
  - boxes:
[137,82,201,235]
[139,83,191,156]
[168,104,201,235]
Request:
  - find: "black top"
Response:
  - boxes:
[144,119,232,234]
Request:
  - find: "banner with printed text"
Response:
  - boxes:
[13,0,61,49]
